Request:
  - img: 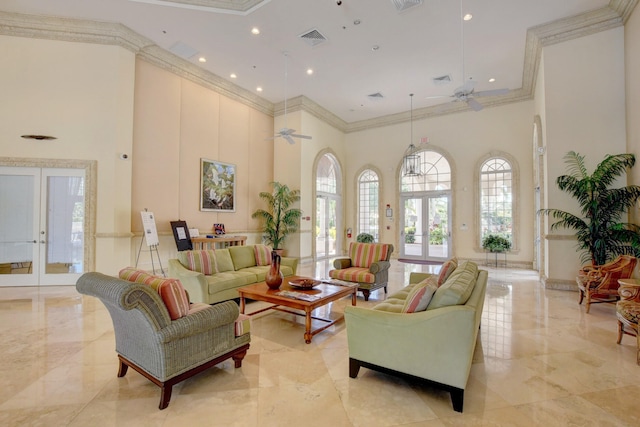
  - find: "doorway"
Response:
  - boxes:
[0,166,87,286]
[400,193,451,261]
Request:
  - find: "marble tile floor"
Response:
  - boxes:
[0,260,639,426]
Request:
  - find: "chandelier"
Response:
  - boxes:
[403,93,422,177]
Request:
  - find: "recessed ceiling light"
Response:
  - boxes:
[463,13,473,21]
[256,86,263,92]
[251,27,260,35]
[489,78,496,83]
[354,19,361,25]
[307,68,314,75]
[198,57,206,63]
[372,45,380,51]
[230,73,237,79]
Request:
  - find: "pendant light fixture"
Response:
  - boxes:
[402,93,421,177]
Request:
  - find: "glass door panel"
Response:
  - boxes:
[316,196,327,258]
[427,194,450,260]
[41,169,85,285]
[315,195,339,259]
[401,197,424,259]
[0,168,39,286]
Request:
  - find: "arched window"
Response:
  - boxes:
[480,157,513,243]
[357,169,379,240]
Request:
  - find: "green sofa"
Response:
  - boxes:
[168,245,298,304]
[345,260,488,413]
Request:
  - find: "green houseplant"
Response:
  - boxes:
[356,233,375,243]
[538,151,640,266]
[252,182,302,251]
[482,234,511,253]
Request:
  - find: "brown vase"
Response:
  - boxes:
[265,250,284,289]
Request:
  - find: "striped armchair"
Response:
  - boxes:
[76,272,250,409]
[329,242,394,301]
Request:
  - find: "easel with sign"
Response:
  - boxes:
[136,209,165,276]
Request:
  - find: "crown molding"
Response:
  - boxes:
[129,0,270,15]
[0,11,152,52]
[1,0,637,133]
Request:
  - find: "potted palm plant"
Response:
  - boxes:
[252,181,302,252]
[538,151,640,266]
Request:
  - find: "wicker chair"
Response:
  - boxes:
[76,272,250,409]
[576,255,637,313]
[616,279,640,365]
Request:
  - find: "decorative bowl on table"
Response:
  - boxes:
[289,278,321,289]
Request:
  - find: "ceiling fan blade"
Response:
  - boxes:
[474,88,510,97]
[467,98,484,111]
[283,135,295,144]
[425,95,449,100]
[290,134,312,140]
[265,135,278,141]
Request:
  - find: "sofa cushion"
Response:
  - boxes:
[183,250,218,275]
[229,246,257,270]
[403,277,438,313]
[373,282,419,313]
[329,267,375,284]
[349,242,391,268]
[427,260,478,310]
[118,267,190,320]
[206,272,256,294]
[254,244,272,266]
[215,249,235,272]
[437,258,457,286]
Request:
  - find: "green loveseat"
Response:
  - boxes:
[345,260,488,413]
[168,245,298,304]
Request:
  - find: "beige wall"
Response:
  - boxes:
[0,35,136,275]
[539,27,627,287]
[626,4,640,199]
[131,59,274,268]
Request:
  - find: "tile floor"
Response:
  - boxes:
[0,260,639,426]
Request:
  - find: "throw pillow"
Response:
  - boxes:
[118,267,191,320]
[437,258,458,286]
[428,260,478,310]
[157,279,191,320]
[402,277,438,313]
[254,244,272,266]
[185,250,218,275]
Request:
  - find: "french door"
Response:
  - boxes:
[400,193,451,261]
[0,167,85,286]
[315,194,339,259]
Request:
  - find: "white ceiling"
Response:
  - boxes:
[0,0,620,123]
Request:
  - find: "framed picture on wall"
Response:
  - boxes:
[200,159,236,212]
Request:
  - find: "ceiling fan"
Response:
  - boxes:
[428,0,509,112]
[266,52,312,144]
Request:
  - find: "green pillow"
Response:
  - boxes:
[427,260,478,310]
[215,249,235,272]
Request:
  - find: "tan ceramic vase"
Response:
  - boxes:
[265,250,284,289]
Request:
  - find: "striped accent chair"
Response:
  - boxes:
[329,242,394,301]
[76,272,250,410]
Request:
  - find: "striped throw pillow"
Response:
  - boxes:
[118,267,190,320]
[437,258,458,286]
[402,277,438,313]
[185,250,218,275]
[349,242,391,268]
[157,279,190,320]
[254,244,272,266]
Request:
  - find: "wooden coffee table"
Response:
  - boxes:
[238,276,357,344]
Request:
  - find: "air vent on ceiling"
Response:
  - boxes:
[169,41,199,59]
[367,92,384,100]
[432,74,452,85]
[298,28,328,47]
[390,0,423,13]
